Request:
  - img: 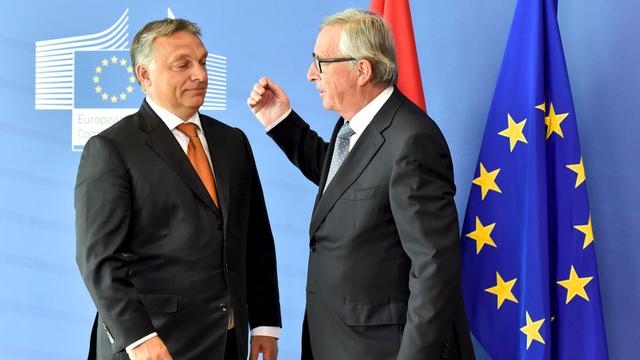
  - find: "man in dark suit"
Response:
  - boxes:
[75,18,281,360]
[248,9,473,360]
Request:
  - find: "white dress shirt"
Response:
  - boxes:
[344,86,394,150]
[147,97,215,170]
[126,98,280,354]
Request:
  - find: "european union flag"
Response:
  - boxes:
[460,0,609,358]
[74,50,142,108]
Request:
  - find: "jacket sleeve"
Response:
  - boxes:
[75,135,155,352]
[389,129,462,359]
[239,130,282,329]
[267,110,330,186]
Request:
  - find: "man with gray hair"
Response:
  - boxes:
[248,9,473,359]
[76,18,281,360]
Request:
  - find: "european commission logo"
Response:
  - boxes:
[34,8,227,151]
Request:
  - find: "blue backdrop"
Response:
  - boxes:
[0,1,637,359]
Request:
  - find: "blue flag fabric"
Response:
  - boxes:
[74,50,143,108]
[460,0,609,359]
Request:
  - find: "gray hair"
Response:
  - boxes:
[322,9,398,87]
[130,18,202,84]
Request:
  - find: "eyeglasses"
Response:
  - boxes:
[312,53,357,74]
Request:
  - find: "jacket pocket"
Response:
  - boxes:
[342,186,378,201]
[139,293,178,313]
[344,301,407,326]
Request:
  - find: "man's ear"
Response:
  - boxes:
[355,59,373,86]
[136,63,151,89]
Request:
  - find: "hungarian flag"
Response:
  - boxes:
[370,0,426,111]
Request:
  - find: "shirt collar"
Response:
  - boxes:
[146,96,202,131]
[347,86,394,135]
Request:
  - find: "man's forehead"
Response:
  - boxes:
[153,33,207,55]
[154,31,203,46]
[315,25,341,55]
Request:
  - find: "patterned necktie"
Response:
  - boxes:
[325,121,356,189]
[176,122,219,207]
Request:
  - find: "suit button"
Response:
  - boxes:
[225,263,230,272]
[217,223,224,231]
[218,304,228,312]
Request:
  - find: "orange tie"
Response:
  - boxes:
[176,123,219,207]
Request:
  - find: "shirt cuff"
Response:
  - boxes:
[265,108,292,132]
[251,326,281,339]
[126,332,158,353]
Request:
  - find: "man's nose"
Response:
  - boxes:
[192,63,207,83]
[307,61,319,82]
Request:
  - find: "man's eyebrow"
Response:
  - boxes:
[168,53,190,61]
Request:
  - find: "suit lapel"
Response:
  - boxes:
[312,119,343,209]
[140,101,220,215]
[200,115,231,222]
[308,90,404,239]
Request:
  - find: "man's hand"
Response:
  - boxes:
[127,336,172,360]
[249,335,278,360]
[247,77,291,129]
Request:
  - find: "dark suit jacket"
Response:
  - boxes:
[269,89,473,360]
[75,100,281,359]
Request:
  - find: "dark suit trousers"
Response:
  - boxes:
[224,330,238,360]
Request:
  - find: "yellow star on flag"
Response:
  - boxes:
[127,66,133,73]
[129,76,137,83]
[101,93,109,101]
[120,58,127,66]
[466,217,497,254]
[126,85,134,93]
[101,59,109,66]
[119,93,127,100]
[566,157,586,188]
[535,102,546,112]
[111,55,118,64]
[557,265,593,304]
[520,311,545,349]
[544,102,569,139]
[92,76,100,83]
[94,86,102,93]
[472,163,502,200]
[574,215,594,249]
[111,95,117,103]
[485,272,518,309]
[498,113,528,152]
[95,66,102,74]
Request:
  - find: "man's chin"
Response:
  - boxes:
[180,100,204,116]
[321,99,334,111]
[188,97,205,108]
